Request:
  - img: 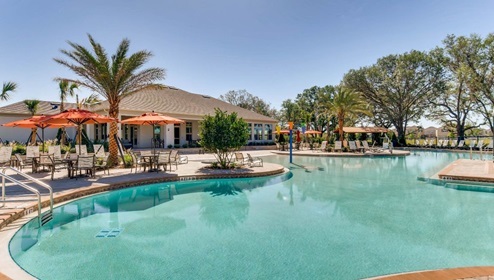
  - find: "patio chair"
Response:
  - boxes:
[468,139,477,150]
[75,145,88,155]
[450,140,458,149]
[247,153,263,167]
[348,141,357,153]
[26,146,40,172]
[334,141,342,152]
[168,150,179,171]
[72,155,95,178]
[0,146,12,167]
[235,152,249,166]
[37,154,66,180]
[93,144,106,158]
[14,154,28,171]
[95,154,110,175]
[130,152,150,173]
[48,145,64,164]
[156,151,171,172]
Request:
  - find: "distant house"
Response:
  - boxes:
[0,86,278,148]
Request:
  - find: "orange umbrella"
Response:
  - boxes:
[273,130,290,134]
[2,115,76,150]
[304,130,321,134]
[121,112,185,153]
[40,109,118,154]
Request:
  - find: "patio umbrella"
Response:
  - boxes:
[273,130,290,134]
[304,130,321,135]
[2,115,76,151]
[40,109,118,154]
[120,112,185,154]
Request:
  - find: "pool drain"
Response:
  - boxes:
[96,228,124,238]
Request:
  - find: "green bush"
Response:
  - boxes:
[167,144,173,149]
[13,144,26,155]
[182,143,188,148]
[123,154,133,168]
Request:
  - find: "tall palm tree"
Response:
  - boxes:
[24,99,41,144]
[58,80,79,146]
[323,87,370,141]
[54,34,165,165]
[1,81,17,102]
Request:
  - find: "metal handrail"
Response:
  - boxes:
[2,166,53,212]
[1,172,42,227]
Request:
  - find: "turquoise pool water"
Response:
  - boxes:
[10,151,494,279]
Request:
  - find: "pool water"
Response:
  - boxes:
[10,151,494,279]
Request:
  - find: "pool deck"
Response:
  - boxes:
[2,150,494,279]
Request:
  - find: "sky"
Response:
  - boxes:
[1,0,494,127]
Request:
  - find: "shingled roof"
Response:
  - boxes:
[92,86,277,122]
[0,101,77,115]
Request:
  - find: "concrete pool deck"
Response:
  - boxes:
[2,150,494,279]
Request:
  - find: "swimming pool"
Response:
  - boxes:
[9,151,494,279]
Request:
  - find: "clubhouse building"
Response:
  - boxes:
[0,86,278,148]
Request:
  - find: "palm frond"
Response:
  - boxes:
[1,81,17,101]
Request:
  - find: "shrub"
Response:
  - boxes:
[167,144,173,149]
[182,143,188,148]
[123,154,133,168]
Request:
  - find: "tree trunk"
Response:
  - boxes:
[31,128,37,145]
[338,113,344,141]
[456,124,465,141]
[108,103,119,167]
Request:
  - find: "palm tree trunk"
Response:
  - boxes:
[31,128,37,145]
[338,113,344,141]
[108,103,119,166]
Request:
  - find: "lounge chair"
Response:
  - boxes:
[485,141,493,151]
[468,139,477,150]
[318,141,328,152]
[348,141,357,153]
[235,152,249,166]
[450,140,458,149]
[361,141,371,152]
[247,153,263,167]
[355,141,365,153]
[457,140,465,149]
[334,141,342,152]
[476,140,484,150]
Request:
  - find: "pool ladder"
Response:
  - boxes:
[1,167,54,227]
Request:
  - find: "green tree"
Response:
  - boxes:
[344,50,446,145]
[23,99,40,144]
[279,99,301,126]
[322,87,370,141]
[54,34,165,165]
[442,33,494,135]
[219,89,278,118]
[425,48,481,141]
[199,109,249,169]
[1,81,17,102]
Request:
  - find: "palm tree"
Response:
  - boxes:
[58,80,78,146]
[1,81,17,102]
[54,34,165,165]
[323,87,370,141]
[24,99,40,144]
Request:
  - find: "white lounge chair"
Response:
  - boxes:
[334,141,342,152]
[348,141,357,153]
[247,153,263,167]
[318,141,327,152]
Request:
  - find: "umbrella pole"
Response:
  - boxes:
[42,128,45,152]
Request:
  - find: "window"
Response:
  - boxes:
[186,122,192,142]
[95,124,99,141]
[264,124,272,140]
[254,124,262,140]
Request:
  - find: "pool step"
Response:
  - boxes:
[41,211,52,226]
[444,183,494,193]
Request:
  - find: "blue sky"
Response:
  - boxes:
[1,0,493,126]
